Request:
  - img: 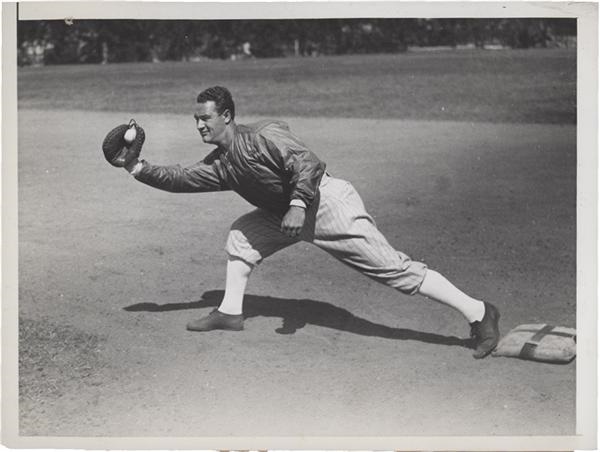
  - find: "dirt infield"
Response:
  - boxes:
[18,108,575,436]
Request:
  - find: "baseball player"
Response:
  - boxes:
[102,86,500,359]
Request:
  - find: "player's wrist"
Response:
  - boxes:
[288,205,306,213]
[125,158,142,175]
[289,199,307,209]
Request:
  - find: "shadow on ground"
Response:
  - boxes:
[124,290,472,349]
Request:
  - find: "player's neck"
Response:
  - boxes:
[216,122,236,151]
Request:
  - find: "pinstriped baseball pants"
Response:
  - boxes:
[226,176,427,295]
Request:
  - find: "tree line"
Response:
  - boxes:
[17,18,576,66]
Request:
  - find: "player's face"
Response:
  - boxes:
[194,101,228,145]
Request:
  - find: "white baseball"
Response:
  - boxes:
[124,126,137,143]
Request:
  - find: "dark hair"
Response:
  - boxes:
[196,86,235,120]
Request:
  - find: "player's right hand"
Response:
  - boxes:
[281,205,306,238]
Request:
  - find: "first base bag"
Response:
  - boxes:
[492,324,576,364]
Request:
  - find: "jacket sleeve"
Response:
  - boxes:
[258,123,326,208]
[133,158,229,193]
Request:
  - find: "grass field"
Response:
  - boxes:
[18,48,576,124]
[17,49,577,439]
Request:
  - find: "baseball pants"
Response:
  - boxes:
[225,176,427,295]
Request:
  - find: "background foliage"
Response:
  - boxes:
[18,18,576,66]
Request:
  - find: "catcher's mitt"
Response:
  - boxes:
[102,119,146,168]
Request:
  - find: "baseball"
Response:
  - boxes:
[123,126,137,143]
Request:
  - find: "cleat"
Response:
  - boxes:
[470,302,501,359]
[186,309,244,332]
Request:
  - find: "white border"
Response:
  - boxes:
[16,1,597,20]
[3,1,598,450]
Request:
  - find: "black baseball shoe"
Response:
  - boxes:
[186,309,244,332]
[469,301,500,359]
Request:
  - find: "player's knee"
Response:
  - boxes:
[370,257,427,295]
[225,229,262,266]
[391,262,428,295]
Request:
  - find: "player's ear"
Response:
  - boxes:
[222,109,232,124]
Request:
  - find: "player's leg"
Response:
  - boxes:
[309,177,499,357]
[417,269,500,358]
[221,209,299,314]
[417,269,484,322]
[187,208,299,331]
[309,177,427,293]
[217,257,253,315]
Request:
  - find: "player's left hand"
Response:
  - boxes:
[281,206,306,238]
[102,120,145,168]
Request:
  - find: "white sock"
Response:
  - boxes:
[217,258,253,315]
[417,269,485,323]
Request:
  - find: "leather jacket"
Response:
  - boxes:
[134,119,327,214]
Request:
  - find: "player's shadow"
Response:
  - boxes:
[124,289,472,349]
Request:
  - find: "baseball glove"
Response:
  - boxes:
[102,119,146,168]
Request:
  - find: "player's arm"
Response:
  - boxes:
[258,124,326,207]
[102,122,228,193]
[258,124,326,237]
[127,158,227,193]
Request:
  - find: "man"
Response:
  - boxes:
[117,86,500,359]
